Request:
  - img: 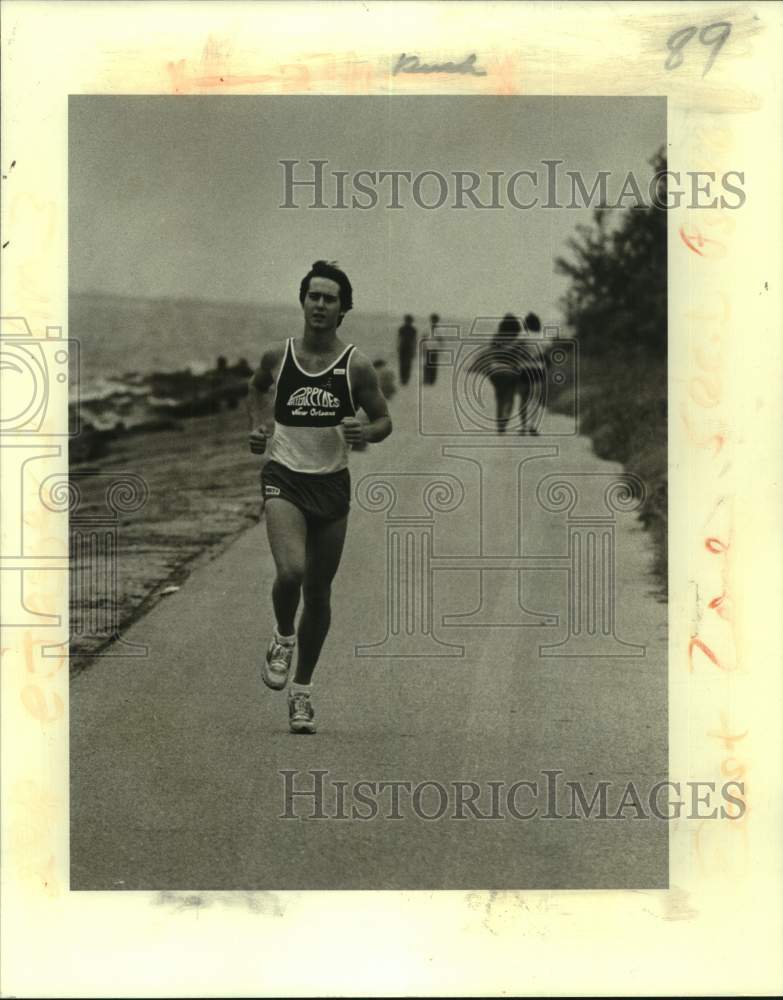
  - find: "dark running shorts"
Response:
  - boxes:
[261,459,351,524]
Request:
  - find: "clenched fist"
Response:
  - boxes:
[249,426,269,454]
[340,416,368,450]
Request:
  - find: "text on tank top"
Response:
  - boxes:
[268,338,357,474]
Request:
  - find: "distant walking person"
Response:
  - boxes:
[480,313,524,434]
[422,312,442,386]
[518,312,545,434]
[248,261,393,733]
[397,314,417,386]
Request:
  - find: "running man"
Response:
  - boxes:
[248,261,392,733]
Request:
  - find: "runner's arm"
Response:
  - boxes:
[347,353,392,444]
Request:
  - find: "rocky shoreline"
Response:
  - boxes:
[70,356,255,464]
[68,403,264,672]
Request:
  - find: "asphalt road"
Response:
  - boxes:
[71,368,668,890]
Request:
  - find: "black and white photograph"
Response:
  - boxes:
[67,95,670,890]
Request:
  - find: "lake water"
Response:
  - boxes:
[69,293,421,397]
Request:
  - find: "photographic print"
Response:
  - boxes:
[67,95,669,891]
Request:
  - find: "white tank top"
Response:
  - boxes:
[268,338,357,474]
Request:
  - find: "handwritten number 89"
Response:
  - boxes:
[665,22,731,77]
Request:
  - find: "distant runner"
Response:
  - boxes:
[248,261,392,733]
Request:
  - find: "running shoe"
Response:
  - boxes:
[288,690,316,734]
[262,634,295,690]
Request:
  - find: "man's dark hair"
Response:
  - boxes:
[404,314,414,324]
[299,260,354,315]
[524,312,541,333]
[430,313,440,324]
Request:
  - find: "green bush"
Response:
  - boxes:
[552,148,667,591]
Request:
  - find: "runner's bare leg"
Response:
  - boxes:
[264,499,307,635]
[294,514,349,684]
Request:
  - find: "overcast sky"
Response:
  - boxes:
[70,96,665,322]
